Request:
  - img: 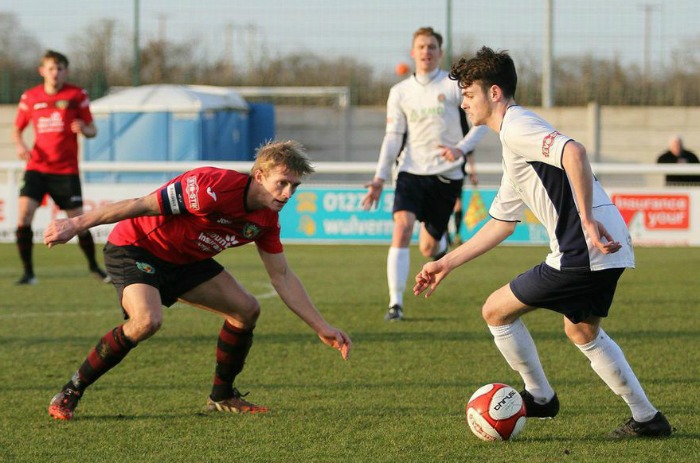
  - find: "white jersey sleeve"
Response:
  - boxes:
[456,124,489,155]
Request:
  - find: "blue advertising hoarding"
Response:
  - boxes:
[279,186,548,245]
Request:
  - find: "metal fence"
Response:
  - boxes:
[2,1,699,105]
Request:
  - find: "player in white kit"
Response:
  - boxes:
[413,47,672,438]
[361,27,487,321]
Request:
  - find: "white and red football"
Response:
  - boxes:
[466,383,526,441]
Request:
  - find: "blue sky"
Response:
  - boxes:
[5,1,699,76]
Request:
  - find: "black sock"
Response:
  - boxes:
[78,231,99,269]
[16,226,34,276]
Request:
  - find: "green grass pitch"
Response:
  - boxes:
[0,243,698,462]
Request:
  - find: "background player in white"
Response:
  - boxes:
[361,27,487,321]
[414,47,671,438]
[43,140,351,420]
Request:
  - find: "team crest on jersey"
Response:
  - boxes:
[55,100,69,109]
[186,175,200,210]
[136,261,156,274]
[437,93,446,102]
[541,131,561,158]
[243,223,261,239]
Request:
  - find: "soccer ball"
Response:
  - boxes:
[466,383,526,441]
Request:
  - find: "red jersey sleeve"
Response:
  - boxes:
[14,92,31,131]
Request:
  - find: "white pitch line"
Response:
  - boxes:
[0,282,277,319]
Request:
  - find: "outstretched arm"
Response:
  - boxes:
[44,193,160,247]
[561,141,621,254]
[258,248,351,360]
[414,218,516,298]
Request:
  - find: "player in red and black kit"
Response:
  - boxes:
[43,140,352,420]
[12,50,109,285]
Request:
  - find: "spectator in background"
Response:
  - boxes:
[11,50,109,285]
[656,135,700,185]
[361,27,487,322]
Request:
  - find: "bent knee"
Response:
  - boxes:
[126,313,163,341]
[236,294,261,325]
[481,288,524,326]
[418,242,435,258]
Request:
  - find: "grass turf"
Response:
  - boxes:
[0,243,698,462]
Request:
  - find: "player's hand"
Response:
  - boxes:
[44,218,78,247]
[438,145,463,162]
[361,178,384,211]
[318,326,352,360]
[70,119,86,135]
[583,219,621,254]
[413,259,451,298]
[16,146,31,161]
[468,172,479,186]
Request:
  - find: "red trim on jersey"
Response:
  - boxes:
[108,167,284,264]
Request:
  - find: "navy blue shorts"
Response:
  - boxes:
[20,170,83,210]
[510,263,625,324]
[103,243,224,316]
[393,172,462,240]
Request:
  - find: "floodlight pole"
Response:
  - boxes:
[542,0,554,108]
[133,0,141,87]
[445,0,453,67]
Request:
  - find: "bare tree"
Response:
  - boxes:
[0,13,43,102]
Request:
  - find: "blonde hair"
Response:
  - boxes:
[251,140,315,177]
[412,27,443,48]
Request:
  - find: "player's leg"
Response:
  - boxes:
[567,316,672,437]
[482,283,559,418]
[385,209,415,321]
[418,223,445,258]
[64,206,109,282]
[452,197,463,245]
[16,171,47,284]
[420,175,461,260]
[16,195,40,284]
[179,270,268,413]
[48,284,154,420]
[58,174,110,282]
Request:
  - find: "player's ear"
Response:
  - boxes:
[253,169,265,183]
[489,85,501,102]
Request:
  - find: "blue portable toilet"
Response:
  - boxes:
[84,84,251,182]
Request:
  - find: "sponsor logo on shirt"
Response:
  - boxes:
[55,100,69,110]
[33,102,48,110]
[409,106,445,122]
[186,175,199,210]
[36,112,64,134]
[541,131,561,158]
[197,232,240,253]
[207,186,217,202]
[437,93,446,102]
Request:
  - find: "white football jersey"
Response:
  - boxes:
[490,105,635,271]
[377,69,487,180]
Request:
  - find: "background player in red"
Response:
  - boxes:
[43,140,352,420]
[12,50,109,285]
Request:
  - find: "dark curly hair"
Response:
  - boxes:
[449,46,517,98]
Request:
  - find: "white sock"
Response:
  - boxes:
[488,319,555,403]
[576,328,657,422]
[387,247,409,307]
